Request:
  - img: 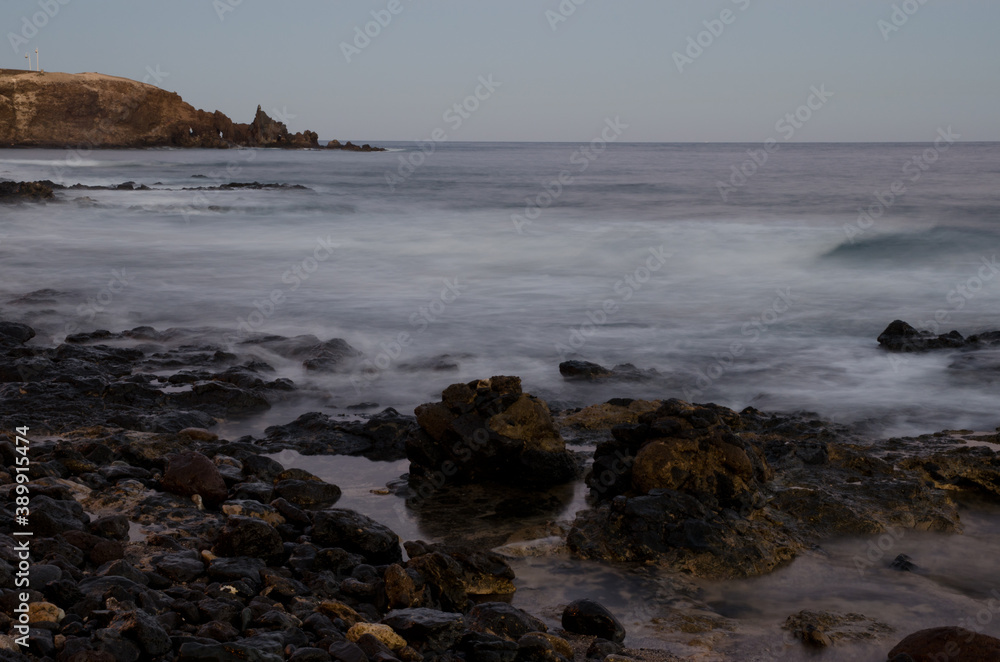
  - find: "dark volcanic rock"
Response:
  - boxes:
[468,602,547,641]
[407,376,581,488]
[561,599,625,643]
[311,509,402,564]
[569,399,962,579]
[212,516,285,563]
[0,180,53,201]
[161,451,229,506]
[559,360,658,382]
[876,319,1000,353]
[381,608,466,653]
[259,408,414,461]
[877,320,967,352]
[273,478,342,509]
[0,321,36,344]
[887,627,1000,661]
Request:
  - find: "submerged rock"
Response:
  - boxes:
[559,360,659,382]
[888,627,1000,661]
[877,319,1000,353]
[561,599,625,643]
[407,376,581,488]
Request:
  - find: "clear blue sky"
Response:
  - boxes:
[3,0,998,142]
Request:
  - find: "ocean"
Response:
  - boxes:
[2,141,999,437]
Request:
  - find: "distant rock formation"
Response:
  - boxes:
[0,69,377,150]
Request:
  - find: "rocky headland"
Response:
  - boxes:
[2,313,1000,660]
[0,69,382,150]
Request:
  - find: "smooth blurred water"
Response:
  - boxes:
[2,142,1000,436]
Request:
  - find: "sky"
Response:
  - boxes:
[2,0,999,142]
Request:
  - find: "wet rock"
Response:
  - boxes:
[561,599,625,643]
[891,554,916,572]
[468,602,546,641]
[328,641,369,662]
[114,608,172,656]
[559,361,613,380]
[177,640,284,662]
[259,409,414,461]
[161,451,229,506]
[0,181,53,202]
[289,648,334,662]
[404,541,515,595]
[568,488,800,579]
[273,479,342,509]
[586,638,623,659]
[877,320,970,352]
[459,631,519,662]
[887,627,1000,661]
[241,334,359,372]
[154,552,206,582]
[384,564,421,609]
[783,610,892,648]
[31,495,88,536]
[381,608,466,653]
[559,361,658,382]
[207,556,266,584]
[212,516,285,563]
[408,376,580,488]
[311,509,402,564]
[405,551,468,612]
[0,321,35,345]
[90,514,130,540]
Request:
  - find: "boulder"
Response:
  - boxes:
[561,599,625,643]
[381,608,466,653]
[407,376,580,488]
[161,451,229,506]
[887,627,1000,661]
[311,509,402,564]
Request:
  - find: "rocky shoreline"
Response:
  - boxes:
[2,314,1000,660]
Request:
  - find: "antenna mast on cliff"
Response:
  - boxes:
[24,53,30,70]
[35,48,38,71]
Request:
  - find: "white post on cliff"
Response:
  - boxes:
[35,48,38,71]
[24,53,30,70]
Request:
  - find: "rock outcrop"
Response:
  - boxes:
[877,319,1000,352]
[0,69,357,149]
[406,376,581,488]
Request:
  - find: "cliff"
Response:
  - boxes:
[0,69,320,148]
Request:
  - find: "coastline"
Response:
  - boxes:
[3,315,1000,660]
